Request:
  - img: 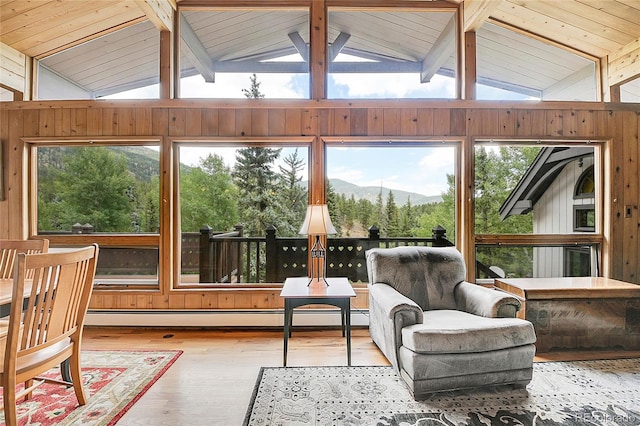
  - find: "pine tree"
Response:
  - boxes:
[242,73,265,99]
[385,190,400,236]
[274,148,307,236]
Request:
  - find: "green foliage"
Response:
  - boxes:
[273,148,308,236]
[180,153,239,232]
[242,73,265,99]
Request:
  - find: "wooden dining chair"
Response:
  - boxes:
[0,239,50,279]
[0,244,99,426]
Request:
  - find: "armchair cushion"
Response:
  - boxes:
[401,310,536,354]
[366,246,466,311]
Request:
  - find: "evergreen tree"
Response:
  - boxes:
[400,196,415,236]
[232,147,282,236]
[180,154,239,232]
[242,73,265,99]
[375,188,386,234]
[274,148,307,236]
[385,190,400,236]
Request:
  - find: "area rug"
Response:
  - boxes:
[244,358,640,425]
[0,349,182,426]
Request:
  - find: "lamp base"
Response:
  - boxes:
[307,277,330,287]
[309,235,329,286]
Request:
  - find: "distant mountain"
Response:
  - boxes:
[303,179,442,206]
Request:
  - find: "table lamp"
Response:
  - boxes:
[299,204,336,286]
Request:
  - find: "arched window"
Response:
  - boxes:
[574,165,594,199]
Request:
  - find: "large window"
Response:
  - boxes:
[474,140,603,280]
[179,8,309,99]
[30,138,161,288]
[327,8,457,99]
[175,141,310,285]
[325,140,458,241]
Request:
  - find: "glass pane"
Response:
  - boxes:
[474,144,596,235]
[179,10,309,99]
[476,244,596,279]
[326,145,456,242]
[327,9,456,99]
[38,21,159,100]
[178,145,309,284]
[37,146,160,234]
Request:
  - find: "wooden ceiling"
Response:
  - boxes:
[1,0,638,99]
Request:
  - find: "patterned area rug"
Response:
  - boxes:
[244,358,640,425]
[0,350,182,425]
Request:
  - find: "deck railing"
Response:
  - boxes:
[197,225,453,284]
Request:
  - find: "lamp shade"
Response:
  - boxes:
[299,204,337,235]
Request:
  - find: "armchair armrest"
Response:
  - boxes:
[368,283,423,370]
[454,281,522,318]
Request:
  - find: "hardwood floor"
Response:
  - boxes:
[80,326,640,425]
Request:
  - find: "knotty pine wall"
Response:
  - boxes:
[1,99,639,312]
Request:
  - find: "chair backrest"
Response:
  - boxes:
[0,239,50,279]
[366,246,466,311]
[4,244,99,362]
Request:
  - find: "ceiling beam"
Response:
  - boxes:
[288,32,309,62]
[135,0,175,32]
[463,0,503,32]
[329,32,351,61]
[180,14,215,83]
[420,16,455,83]
[608,37,640,87]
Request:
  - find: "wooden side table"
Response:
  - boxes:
[280,277,356,366]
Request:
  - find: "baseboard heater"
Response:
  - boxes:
[86,309,370,328]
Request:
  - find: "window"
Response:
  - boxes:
[175,141,310,285]
[179,8,310,99]
[38,21,160,100]
[325,140,458,241]
[29,138,161,288]
[474,140,603,280]
[327,8,457,99]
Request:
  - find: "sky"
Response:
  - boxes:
[107,71,532,198]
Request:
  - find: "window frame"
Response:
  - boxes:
[23,136,164,291]
[473,138,606,281]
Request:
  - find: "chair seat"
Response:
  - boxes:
[401,310,536,354]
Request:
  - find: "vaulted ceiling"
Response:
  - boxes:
[1,0,638,100]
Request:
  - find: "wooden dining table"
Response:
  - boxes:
[0,277,33,317]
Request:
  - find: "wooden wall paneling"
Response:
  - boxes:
[450,108,466,136]
[136,294,154,309]
[251,291,280,309]
[466,109,483,135]
[184,293,204,309]
[168,293,186,309]
[333,108,350,135]
[576,109,595,137]
[217,293,235,309]
[87,108,103,136]
[135,107,153,135]
[251,108,269,136]
[185,108,202,136]
[317,108,332,135]
[301,108,315,137]
[285,109,302,136]
[609,110,625,280]
[70,108,87,136]
[383,108,401,136]
[529,110,547,136]
[233,292,252,308]
[152,293,170,309]
[593,109,609,136]
[152,108,169,136]
[235,108,252,136]
[54,108,71,136]
[118,107,135,135]
[416,108,434,136]
[102,108,118,135]
[367,108,384,136]
[201,293,218,309]
[433,109,451,135]
[268,109,286,135]
[168,108,186,136]
[22,109,39,137]
[498,108,517,135]
[38,109,54,136]
[350,108,367,136]
[564,109,578,137]
[622,111,639,283]
[0,109,8,236]
[201,108,219,136]
[400,108,418,136]
[545,110,564,136]
[218,109,236,136]
[514,109,531,136]
[8,110,24,238]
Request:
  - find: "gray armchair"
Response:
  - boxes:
[366,246,536,400]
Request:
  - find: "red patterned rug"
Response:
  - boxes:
[1,350,182,426]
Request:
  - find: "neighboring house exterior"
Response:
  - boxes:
[500,147,596,278]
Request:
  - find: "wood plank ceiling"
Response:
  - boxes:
[0,0,638,100]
